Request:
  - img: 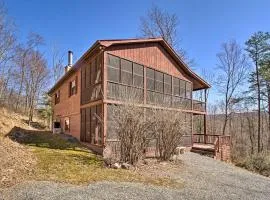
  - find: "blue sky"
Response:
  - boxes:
[4,0,270,102]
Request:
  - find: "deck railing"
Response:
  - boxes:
[193,134,231,152]
[193,100,206,112]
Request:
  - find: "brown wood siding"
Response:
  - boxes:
[106,42,193,83]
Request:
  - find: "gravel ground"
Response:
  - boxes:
[1,152,270,200]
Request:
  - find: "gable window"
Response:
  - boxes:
[69,77,77,96]
[55,90,60,104]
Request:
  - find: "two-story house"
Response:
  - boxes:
[48,38,211,155]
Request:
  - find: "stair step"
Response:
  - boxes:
[191,148,215,157]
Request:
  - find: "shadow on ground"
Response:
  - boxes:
[6,126,88,152]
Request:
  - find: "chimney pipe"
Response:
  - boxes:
[68,50,73,66]
[65,51,73,73]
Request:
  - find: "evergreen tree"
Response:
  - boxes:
[245,31,270,152]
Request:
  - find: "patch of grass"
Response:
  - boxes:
[23,132,183,189]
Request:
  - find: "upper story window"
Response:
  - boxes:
[69,76,77,96]
[55,90,60,104]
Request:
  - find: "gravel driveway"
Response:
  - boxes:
[1,152,270,200]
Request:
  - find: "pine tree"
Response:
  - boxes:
[245,31,270,152]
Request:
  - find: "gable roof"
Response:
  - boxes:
[48,37,210,94]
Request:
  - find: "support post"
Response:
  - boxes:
[204,89,207,144]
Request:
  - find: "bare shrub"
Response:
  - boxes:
[236,152,270,177]
[153,109,188,160]
[108,86,188,164]
[109,104,154,165]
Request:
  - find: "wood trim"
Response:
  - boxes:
[80,100,103,109]
[103,99,206,114]
[103,103,107,147]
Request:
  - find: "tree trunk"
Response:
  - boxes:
[267,83,270,150]
[255,60,261,153]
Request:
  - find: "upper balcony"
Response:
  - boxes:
[105,54,208,114]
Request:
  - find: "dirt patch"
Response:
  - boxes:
[136,158,185,181]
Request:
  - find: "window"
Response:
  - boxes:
[155,71,163,93]
[64,117,70,131]
[121,59,132,85]
[133,63,144,88]
[146,68,155,90]
[55,90,60,104]
[69,77,77,96]
[108,55,120,82]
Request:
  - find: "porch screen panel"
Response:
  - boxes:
[155,71,163,93]
[108,55,120,82]
[96,104,102,145]
[180,80,186,98]
[121,59,132,85]
[90,59,96,85]
[85,107,91,142]
[133,63,144,88]
[96,56,102,83]
[80,108,86,142]
[107,104,117,140]
[90,106,96,144]
[164,74,172,94]
[146,68,155,90]
[173,77,180,96]
[86,63,90,86]
[186,82,192,99]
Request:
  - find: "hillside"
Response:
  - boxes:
[0,108,37,188]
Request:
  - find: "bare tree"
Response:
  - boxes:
[51,45,64,83]
[25,49,49,123]
[0,2,16,100]
[139,5,192,64]
[216,40,249,135]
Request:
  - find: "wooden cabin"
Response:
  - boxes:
[48,38,230,161]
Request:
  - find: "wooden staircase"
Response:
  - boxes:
[192,134,231,161]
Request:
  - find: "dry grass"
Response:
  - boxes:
[0,108,37,188]
[235,153,270,177]
[24,132,183,189]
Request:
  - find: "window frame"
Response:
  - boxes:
[55,90,60,104]
[69,76,77,97]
